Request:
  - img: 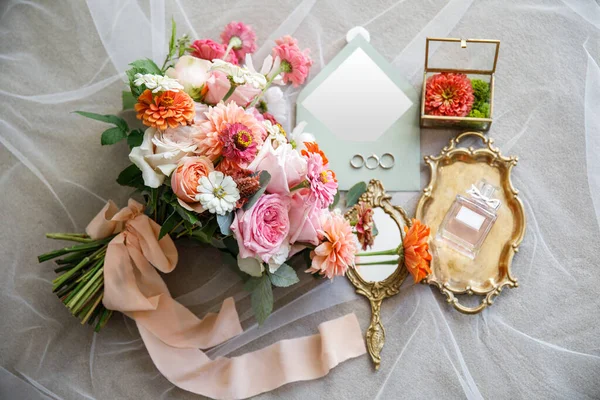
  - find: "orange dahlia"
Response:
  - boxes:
[134,89,195,130]
[403,219,432,283]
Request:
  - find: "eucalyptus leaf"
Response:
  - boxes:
[268,264,299,288]
[217,212,234,236]
[74,111,128,132]
[243,171,271,210]
[100,127,127,145]
[158,209,179,240]
[329,190,340,210]
[346,181,367,207]
[246,274,273,325]
[116,164,143,188]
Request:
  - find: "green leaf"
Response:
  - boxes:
[126,67,145,98]
[243,171,271,210]
[101,127,127,145]
[329,190,340,211]
[174,203,200,225]
[223,235,239,256]
[217,212,234,236]
[158,209,179,239]
[246,274,273,325]
[346,181,367,207]
[122,91,136,110]
[191,218,218,243]
[74,111,128,132]
[168,18,177,58]
[268,264,299,288]
[129,59,162,75]
[116,164,143,188]
[127,129,144,149]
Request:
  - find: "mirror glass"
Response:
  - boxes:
[356,207,402,282]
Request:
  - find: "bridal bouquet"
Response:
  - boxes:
[38,20,355,330]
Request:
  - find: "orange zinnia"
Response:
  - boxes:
[403,218,432,283]
[134,89,195,130]
[301,142,329,165]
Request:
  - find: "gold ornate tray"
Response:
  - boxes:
[415,132,526,314]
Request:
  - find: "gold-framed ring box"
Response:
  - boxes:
[416,132,526,314]
[344,179,411,370]
[421,37,500,131]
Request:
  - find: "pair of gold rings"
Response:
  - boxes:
[350,153,395,170]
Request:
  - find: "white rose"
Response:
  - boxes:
[165,55,211,96]
[129,126,200,188]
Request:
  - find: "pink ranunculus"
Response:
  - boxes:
[190,39,238,65]
[247,140,307,195]
[171,156,214,212]
[272,35,313,87]
[204,71,261,106]
[288,192,323,246]
[231,193,291,263]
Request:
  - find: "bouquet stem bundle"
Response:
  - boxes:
[38,233,115,332]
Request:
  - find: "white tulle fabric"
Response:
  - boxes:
[1,0,600,399]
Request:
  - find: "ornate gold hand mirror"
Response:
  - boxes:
[344,179,410,369]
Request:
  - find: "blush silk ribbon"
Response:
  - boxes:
[86,199,366,399]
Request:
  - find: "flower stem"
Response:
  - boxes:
[223,42,235,61]
[355,259,400,266]
[289,180,309,192]
[46,233,93,243]
[221,82,238,103]
[248,66,282,108]
[356,247,400,257]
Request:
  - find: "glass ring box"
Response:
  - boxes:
[420,37,500,131]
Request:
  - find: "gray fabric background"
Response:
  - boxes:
[1,0,600,399]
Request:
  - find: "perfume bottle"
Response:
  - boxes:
[437,180,501,259]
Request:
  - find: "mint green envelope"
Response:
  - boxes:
[296,35,420,191]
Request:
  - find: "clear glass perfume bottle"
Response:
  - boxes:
[436,180,501,259]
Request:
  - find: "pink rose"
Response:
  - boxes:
[190,39,238,65]
[231,193,291,263]
[204,71,261,107]
[171,156,214,212]
[247,141,307,195]
[288,192,323,246]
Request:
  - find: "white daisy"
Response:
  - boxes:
[256,87,288,125]
[210,59,267,89]
[133,73,184,93]
[288,121,316,153]
[262,120,287,148]
[195,171,240,215]
[244,54,284,85]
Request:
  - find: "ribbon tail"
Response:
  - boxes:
[137,313,366,400]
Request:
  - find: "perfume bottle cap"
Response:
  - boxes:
[479,181,496,198]
[467,181,501,210]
